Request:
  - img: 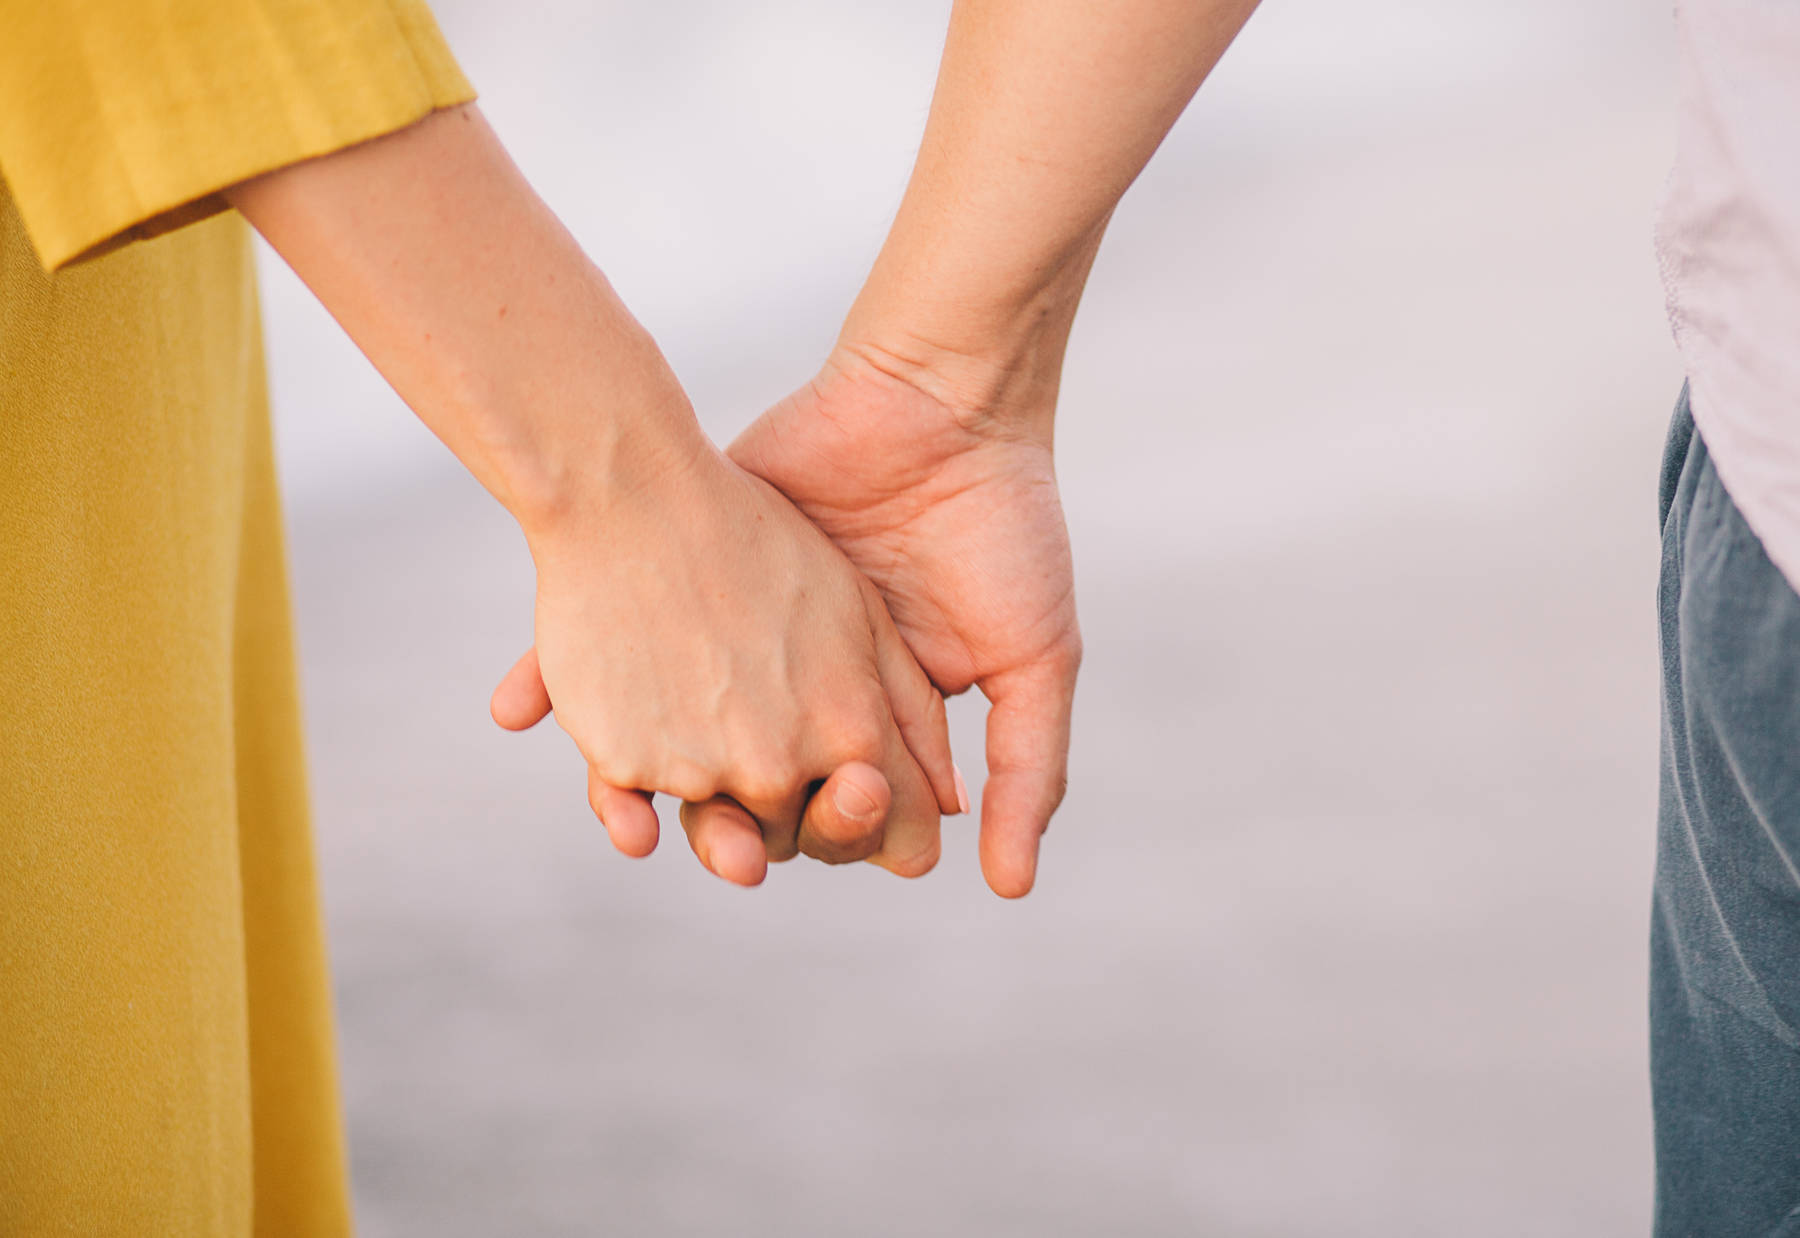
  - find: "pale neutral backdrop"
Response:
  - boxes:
[258,3,1684,1233]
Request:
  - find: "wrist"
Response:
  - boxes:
[497,363,713,549]
[229,103,718,544]
[832,305,1073,447]
[838,226,1101,439]
[384,255,710,542]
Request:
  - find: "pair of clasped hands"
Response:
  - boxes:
[472,138,1083,895]
[231,2,1252,895]
[486,338,1079,897]
[230,97,1085,898]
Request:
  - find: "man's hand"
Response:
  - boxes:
[725,345,1081,898]
[688,0,1264,895]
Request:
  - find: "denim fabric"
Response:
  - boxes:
[1654,386,1800,1236]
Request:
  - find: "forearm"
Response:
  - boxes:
[846,0,1261,423]
[226,104,702,532]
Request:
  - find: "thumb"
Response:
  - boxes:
[796,760,892,865]
[978,643,1080,899]
[490,646,554,731]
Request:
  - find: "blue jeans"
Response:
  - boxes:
[1654,387,1800,1235]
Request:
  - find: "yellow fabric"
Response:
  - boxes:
[0,0,473,270]
[0,2,472,1233]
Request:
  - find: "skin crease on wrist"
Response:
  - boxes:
[225,103,964,889]
[493,0,1265,898]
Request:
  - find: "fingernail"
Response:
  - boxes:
[834,778,882,823]
[953,763,971,815]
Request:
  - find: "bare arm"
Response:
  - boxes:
[226,104,694,526]
[848,0,1262,421]
[717,1,1263,895]
[231,105,962,884]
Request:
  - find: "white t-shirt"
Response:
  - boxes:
[1657,0,1800,587]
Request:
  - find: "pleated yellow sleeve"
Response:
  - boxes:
[0,0,475,271]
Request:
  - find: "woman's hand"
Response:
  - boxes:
[226,104,960,884]
[493,406,963,886]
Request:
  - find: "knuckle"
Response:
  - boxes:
[660,758,719,806]
[825,708,887,767]
[589,756,648,797]
[731,754,801,809]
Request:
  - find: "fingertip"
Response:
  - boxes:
[491,647,553,731]
[589,774,659,858]
[802,762,890,862]
[977,654,1075,899]
[681,799,771,887]
[980,846,1038,899]
[976,777,1049,899]
[830,762,892,825]
[929,760,963,818]
[709,827,770,887]
[489,688,532,731]
[610,817,660,860]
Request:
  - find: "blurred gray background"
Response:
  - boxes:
[257,2,1683,1234]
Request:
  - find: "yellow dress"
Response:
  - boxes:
[0,3,472,1232]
